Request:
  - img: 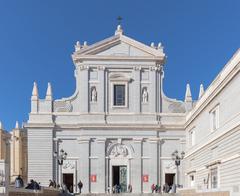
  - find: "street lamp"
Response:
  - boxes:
[54,149,67,186]
[171,150,185,188]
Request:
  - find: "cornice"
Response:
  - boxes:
[73,55,165,64]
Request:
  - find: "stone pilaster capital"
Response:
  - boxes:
[133,138,143,143]
[148,137,160,143]
[133,66,141,71]
[79,65,89,70]
[77,137,90,143]
[97,65,105,71]
[96,138,106,143]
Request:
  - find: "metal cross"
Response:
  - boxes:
[117,16,123,25]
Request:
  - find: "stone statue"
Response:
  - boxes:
[91,87,97,102]
[142,88,148,103]
[75,41,81,52]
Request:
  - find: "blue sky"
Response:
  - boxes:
[0,0,239,130]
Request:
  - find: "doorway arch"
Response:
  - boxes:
[107,143,133,193]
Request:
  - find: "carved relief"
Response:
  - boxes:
[110,144,129,157]
[62,160,75,170]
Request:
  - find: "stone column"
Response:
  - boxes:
[79,65,89,113]
[78,138,90,193]
[98,66,105,113]
[96,138,106,193]
[133,66,141,113]
[148,138,159,186]
[131,138,142,193]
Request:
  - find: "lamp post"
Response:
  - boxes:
[171,150,185,188]
[54,149,67,186]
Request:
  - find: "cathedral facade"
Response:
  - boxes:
[25,26,189,193]
[24,26,240,195]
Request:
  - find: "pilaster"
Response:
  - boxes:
[98,66,105,113]
[148,138,159,188]
[132,138,142,193]
[133,66,141,113]
[79,65,89,113]
[95,138,106,193]
[78,138,90,193]
[149,67,157,113]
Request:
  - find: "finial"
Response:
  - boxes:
[31,82,38,100]
[157,42,164,50]
[75,41,81,52]
[151,42,155,48]
[0,121,3,130]
[198,84,204,99]
[185,83,192,102]
[83,41,88,48]
[15,121,19,129]
[45,82,53,100]
[115,25,123,35]
[117,16,123,25]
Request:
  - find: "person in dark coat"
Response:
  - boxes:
[128,184,132,193]
[78,180,83,193]
[15,175,24,188]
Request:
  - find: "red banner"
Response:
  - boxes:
[142,175,149,182]
[90,175,97,182]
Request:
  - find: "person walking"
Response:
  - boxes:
[128,184,132,193]
[151,183,155,193]
[15,175,24,188]
[78,180,83,194]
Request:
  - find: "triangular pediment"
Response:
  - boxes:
[73,34,165,58]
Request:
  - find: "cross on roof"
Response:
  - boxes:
[117,16,123,25]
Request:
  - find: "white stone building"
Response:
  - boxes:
[24,25,240,195]
[184,50,240,196]
[25,26,188,193]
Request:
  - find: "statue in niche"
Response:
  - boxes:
[91,87,97,102]
[110,144,128,157]
[142,87,148,103]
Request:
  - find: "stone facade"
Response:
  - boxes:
[21,25,240,196]
[184,50,240,196]
[25,26,189,193]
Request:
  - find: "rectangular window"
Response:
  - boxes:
[210,168,218,189]
[210,105,219,131]
[189,128,196,146]
[114,84,125,106]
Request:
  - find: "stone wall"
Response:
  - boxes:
[8,187,60,196]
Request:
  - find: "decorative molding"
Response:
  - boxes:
[62,160,75,170]
[97,65,105,70]
[79,65,89,70]
[133,66,141,71]
[110,144,129,157]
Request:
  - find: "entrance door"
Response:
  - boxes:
[165,173,175,187]
[63,173,74,193]
[112,166,127,193]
